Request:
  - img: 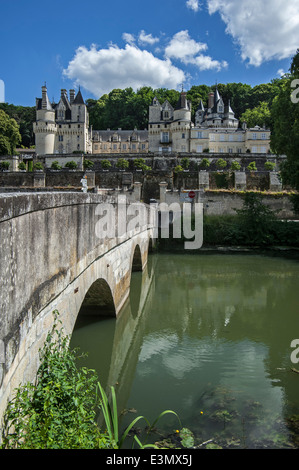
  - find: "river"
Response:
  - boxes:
[70,253,299,449]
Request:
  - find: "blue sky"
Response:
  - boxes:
[1,0,298,106]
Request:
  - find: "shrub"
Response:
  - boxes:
[174,165,183,173]
[0,312,110,449]
[180,157,190,170]
[231,161,241,171]
[199,158,210,169]
[51,161,62,170]
[134,158,146,168]
[264,161,276,171]
[0,161,10,170]
[33,162,43,170]
[101,159,112,169]
[18,162,26,170]
[247,161,257,171]
[84,159,94,170]
[116,158,129,170]
[216,158,227,169]
[65,161,78,170]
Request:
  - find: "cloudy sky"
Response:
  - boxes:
[1,0,299,106]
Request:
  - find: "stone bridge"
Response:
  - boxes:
[0,192,156,421]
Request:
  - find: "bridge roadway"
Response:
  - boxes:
[0,192,156,422]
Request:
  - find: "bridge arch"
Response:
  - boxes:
[0,193,157,422]
[78,278,116,318]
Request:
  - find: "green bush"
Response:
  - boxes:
[101,159,112,169]
[116,158,129,170]
[216,158,227,169]
[199,158,210,169]
[33,162,43,170]
[51,161,62,170]
[231,161,241,171]
[0,312,110,449]
[134,158,146,168]
[0,161,10,170]
[247,161,257,172]
[65,160,78,170]
[264,161,276,171]
[180,157,190,170]
[174,165,183,173]
[18,162,26,170]
[84,159,94,170]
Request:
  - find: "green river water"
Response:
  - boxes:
[70,253,299,449]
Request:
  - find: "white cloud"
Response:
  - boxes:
[63,43,185,97]
[165,30,208,62]
[192,54,228,71]
[165,30,228,71]
[122,32,136,45]
[186,0,201,12]
[207,0,299,66]
[138,30,159,45]
[277,69,286,77]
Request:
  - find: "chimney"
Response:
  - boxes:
[208,92,214,109]
[70,89,75,104]
[61,89,67,98]
[41,85,48,109]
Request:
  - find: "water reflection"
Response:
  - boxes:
[70,253,299,448]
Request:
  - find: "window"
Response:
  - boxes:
[58,135,63,142]
[181,145,186,151]
[238,134,243,142]
[196,145,203,153]
[182,133,185,139]
[141,144,146,150]
[132,144,136,150]
[197,131,203,139]
[252,133,257,140]
[162,132,169,143]
[94,144,98,150]
[261,133,266,140]
[252,146,257,153]
[210,134,215,141]
[113,144,117,150]
[260,146,266,153]
[122,144,127,150]
[220,134,225,141]
[228,148,233,153]
[229,135,234,142]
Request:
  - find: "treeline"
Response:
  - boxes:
[86,78,288,132]
[0,75,290,153]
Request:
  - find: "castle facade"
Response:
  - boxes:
[34,85,271,156]
[148,89,271,154]
[33,86,92,155]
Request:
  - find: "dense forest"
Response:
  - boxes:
[0,77,290,151]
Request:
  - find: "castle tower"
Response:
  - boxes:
[33,85,57,155]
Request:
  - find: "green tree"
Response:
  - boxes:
[240,101,271,129]
[0,109,21,155]
[271,49,299,190]
[0,103,35,147]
